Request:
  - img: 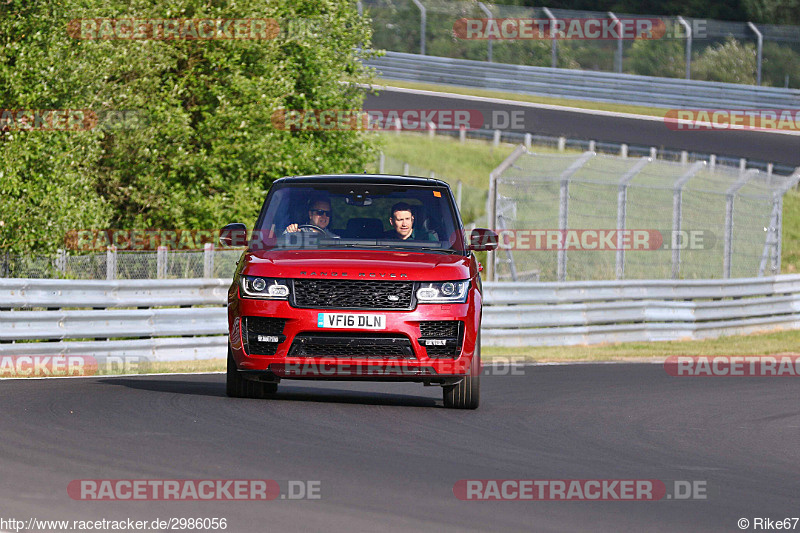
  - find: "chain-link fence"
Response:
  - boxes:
[488,148,800,281]
[0,247,243,280]
[361,0,800,88]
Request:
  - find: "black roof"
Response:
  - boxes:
[273,174,451,188]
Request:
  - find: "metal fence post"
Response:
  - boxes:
[671,162,705,279]
[411,0,426,56]
[56,249,66,278]
[677,16,692,80]
[478,2,493,62]
[456,180,463,210]
[487,145,528,282]
[723,169,758,278]
[616,158,651,279]
[157,246,168,279]
[203,243,214,278]
[747,22,763,86]
[557,151,596,281]
[608,12,623,73]
[542,7,558,68]
[106,246,117,280]
[558,179,569,281]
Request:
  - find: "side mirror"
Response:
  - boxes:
[468,228,498,251]
[219,223,248,247]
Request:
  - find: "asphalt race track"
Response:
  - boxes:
[365,87,800,166]
[2,365,798,532]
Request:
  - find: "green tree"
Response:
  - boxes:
[692,37,757,84]
[0,0,378,254]
[626,32,686,78]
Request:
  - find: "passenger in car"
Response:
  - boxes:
[284,197,339,238]
[384,202,437,241]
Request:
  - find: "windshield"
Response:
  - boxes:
[250,182,466,253]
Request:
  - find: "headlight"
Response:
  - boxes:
[416,280,469,303]
[240,276,290,299]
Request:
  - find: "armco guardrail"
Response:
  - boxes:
[0,278,229,362]
[365,51,800,110]
[2,276,800,360]
[482,275,800,346]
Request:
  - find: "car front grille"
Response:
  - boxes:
[292,279,414,310]
[243,317,287,356]
[419,320,463,357]
[288,333,415,358]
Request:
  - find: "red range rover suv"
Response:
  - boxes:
[220,175,498,409]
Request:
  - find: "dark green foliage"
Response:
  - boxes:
[0,0,379,253]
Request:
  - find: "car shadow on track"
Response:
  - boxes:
[97,377,441,407]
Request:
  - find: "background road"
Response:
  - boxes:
[365,87,800,167]
[2,365,798,532]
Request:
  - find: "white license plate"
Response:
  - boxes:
[317,313,386,330]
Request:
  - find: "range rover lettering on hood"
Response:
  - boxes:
[299,271,409,278]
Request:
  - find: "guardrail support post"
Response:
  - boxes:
[558,136,566,152]
[428,121,436,139]
[456,180,463,210]
[379,152,385,173]
[403,162,409,175]
[680,151,688,165]
[650,147,657,159]
[524,133,531,150]
[106,246,117,280]
[620,144,628,158]
[494,129,501,147]
[459,125,466,143]
[203,243,214,279]
[589,140,596,152]
[677,16,692,80]
[411,0,426,55]
[671,162,705,279]
[157,246,168,279]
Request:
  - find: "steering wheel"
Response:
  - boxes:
[297,224,326,234]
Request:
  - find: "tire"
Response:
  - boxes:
[226,345,278,399]
[443,334,480,409]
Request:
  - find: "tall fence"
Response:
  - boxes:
[360,0,800,88]
[487,146,800,282]
[3,276,800,359]
[0,246,243,280]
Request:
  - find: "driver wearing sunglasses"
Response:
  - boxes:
[284,197,339,237]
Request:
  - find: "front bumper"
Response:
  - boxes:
[228,289,481,383]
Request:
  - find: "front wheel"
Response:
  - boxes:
[443,335,480,409]
[226,345,278,399]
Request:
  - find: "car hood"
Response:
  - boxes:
[241,249,473,281]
